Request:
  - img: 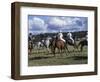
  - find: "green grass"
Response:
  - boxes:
[28,46,88,66]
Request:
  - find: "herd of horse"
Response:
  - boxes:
[28,35,88,56]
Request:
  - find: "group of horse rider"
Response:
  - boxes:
[57,31,75,44]
[28,31,88,46]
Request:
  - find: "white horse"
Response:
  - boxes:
[33,37,52,54]
[32,41,44,53]
[42,37,52,53]
[36,41,44,49]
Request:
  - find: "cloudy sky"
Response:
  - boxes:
[28,15,88,35]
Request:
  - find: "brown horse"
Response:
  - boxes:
[51,38,68,57]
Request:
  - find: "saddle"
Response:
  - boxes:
[67,39,74,45]
[68,39,72,43]
[56,36,63,40]
[57,38,62,41]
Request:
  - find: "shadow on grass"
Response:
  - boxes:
[60,55,87,60]
[29,56,53,60]
[73,56,87,60]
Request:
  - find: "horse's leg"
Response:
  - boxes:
[73,44,77,56]
[53,47,56,57]
[80,45,83,52]
[47,47,49,54]
[30,49,32,55]
[51,46,55,57]
[64,47,67,56]
[75,44,79,52]
[60,48,62,57]
[46,46,50,55]
[29,49,32,55]
[74,42,77,51]
[65,43,69,53]
[73,46,75,52]
[36,45,39,54]
[75,44,79,56]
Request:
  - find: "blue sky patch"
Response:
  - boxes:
[28,15,88,35]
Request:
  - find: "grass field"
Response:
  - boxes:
[28,45,88,66]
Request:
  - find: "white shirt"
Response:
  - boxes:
[67,32,72,38]
[57,32,65,42]
[58,33,63,38]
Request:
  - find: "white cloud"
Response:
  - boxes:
[49,17,67,27]
[29,17,48,30]
[61,17,81,25]
[29,19,33,29]
[73,17,81,21]
[48,17,85,32]
[48,17,82,28]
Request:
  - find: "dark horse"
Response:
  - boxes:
[28,33,33,55]
[65,38,78,52]
[78,39,88,52]
[50,38,68,57]
[28,40,33,55]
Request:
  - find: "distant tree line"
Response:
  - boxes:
[31,31,87,42]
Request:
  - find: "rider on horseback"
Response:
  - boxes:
[57,31,66,43]
[28,33,33,54]
[28,33,33,41]
[67,32,74,44]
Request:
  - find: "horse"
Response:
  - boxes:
[41,37,52,54]
[28,40,33,55]
[32,41,44,54]
[78,39,88,52]
[65,38,78,52]
[51,37,68,57]
[36,41,43,49]
[32,37,51,54]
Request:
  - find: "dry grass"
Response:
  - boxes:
[28,46,88,66]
